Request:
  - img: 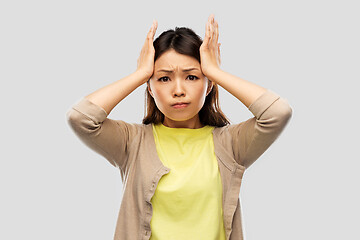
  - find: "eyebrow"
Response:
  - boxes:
[157,68,200,73]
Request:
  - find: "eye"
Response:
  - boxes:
[158,76,169,82]
[187,75,199,80]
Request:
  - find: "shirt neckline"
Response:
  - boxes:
[154,122,214,136]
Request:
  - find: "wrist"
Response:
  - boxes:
[135,69,153,83]
[204,67,223,83]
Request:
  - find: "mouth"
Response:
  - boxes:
[172,103,189,109]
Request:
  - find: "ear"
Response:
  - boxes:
[206,79,214,96]
[147,80,154,98]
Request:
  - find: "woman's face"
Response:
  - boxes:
[147,49,213,129]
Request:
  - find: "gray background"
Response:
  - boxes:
[1,0,359,239]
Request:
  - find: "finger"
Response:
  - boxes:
[214,20,219,44]
[211,17,217,43]
[203,20,211,47]
[148,20,157,36]
[218,43,221,58]
[210,16,217,45]
[209,13,215,23]
[152,19,158,37]
[146,20,157,47]
[208,18,214,43]
[208,14,213,24]
[148,21,154,35]
[144,23,153,45]
[207,14,213,38]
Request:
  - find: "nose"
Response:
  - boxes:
[173,79,185,97]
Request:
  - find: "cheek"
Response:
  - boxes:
[152,88,167,106]
[194,84,208,100]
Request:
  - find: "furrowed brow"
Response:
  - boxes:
[157,68,200,73]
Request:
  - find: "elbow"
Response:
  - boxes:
[274,98,293,128]
[66,107,82,126]
[256,97,293,129]
[66,108,81,133]
[279,98,293,120]
[65,107,99,134]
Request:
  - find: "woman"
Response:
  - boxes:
[66,14,293,240]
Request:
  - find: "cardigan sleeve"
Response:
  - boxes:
[228,89,293,169]
[65,97,141,171]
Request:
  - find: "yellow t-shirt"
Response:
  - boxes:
[150,123,226,240]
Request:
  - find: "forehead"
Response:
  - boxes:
[154,49,200,69]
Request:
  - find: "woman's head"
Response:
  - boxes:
[142,27,230,128]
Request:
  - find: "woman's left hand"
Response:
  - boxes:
[200,14,221,78]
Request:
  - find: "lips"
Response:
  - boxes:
[172,102,189,109]
[172,102,189,106]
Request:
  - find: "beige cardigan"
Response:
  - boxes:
[66,89,292,240]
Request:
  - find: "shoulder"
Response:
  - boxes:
[212,124,234,142]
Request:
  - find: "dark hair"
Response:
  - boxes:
[142,27,230,127]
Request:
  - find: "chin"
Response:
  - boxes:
[159,106,200,122]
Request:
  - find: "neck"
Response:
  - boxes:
[162,116,204,129]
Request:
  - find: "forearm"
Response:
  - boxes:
[207,68,267,109]
[85,70,149,115]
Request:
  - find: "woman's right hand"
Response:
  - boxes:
[136,19,158,82]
